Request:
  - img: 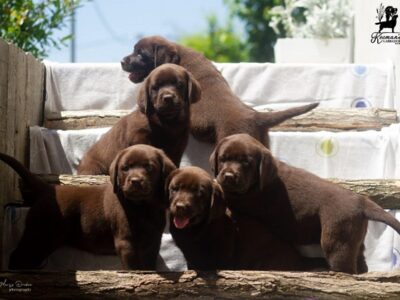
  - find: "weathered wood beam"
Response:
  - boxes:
[44,110,130,130]
[268,107,398,132]
[38,174,109,186]
[44,108,398,131]
[0,270,400,299]
[34,175,400,209]
[332,179,400,209]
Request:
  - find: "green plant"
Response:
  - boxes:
[0,0,83,58]
[224,0,284,62]
[179,14,249,63]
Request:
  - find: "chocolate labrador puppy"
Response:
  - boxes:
[78,63,201,174]
[0,145,175,270]
[211,133,400,274]
[121,35,318,147]
[167,166,327,271]
[167,167,233,270]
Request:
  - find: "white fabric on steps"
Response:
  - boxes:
[44,61,397,118]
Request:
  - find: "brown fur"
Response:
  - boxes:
[78,63,201,175]
[121,35,318,147]
[0,145,176,270]
[167,166,327,271]
[210,133,400,274]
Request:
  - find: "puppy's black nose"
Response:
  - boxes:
[130,177,143,189]
[121,56,130,69]
[222,171,236,184]
[162,94,174,104]
[175,202,190,214]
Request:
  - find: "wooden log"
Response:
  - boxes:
[332,179,400,209]
[38,174,110,186]
[268,107,398,132]
[28,175,400,209]
[44,108,399,131]
[44,110,132,130]
[0,270,399,299]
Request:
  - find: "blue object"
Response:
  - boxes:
[351,98,371,108]
[353,65,368,77]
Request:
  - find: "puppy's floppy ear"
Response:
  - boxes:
[169,48,180,65]
[137,76,153,115]
[164,169,179,195]
[186,71,201,104]
[259,147,278,191]
[109,149,127,194]
[157,149,177,181]
[154,44,180,67]
[164,169,179,205]
[209,179,226,222]
[209,141,222,177]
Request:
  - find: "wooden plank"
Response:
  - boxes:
[0,39,8,63]
[0,40,8,270]
[0,61,8,89]
[0,85,7,141]
[14,44,28,170]
[0,39,45,269]
[28,175,400,209]
[0,58,9,155]
[44,108,399,131]
[25,53,44,127]
[2,43,18,271]
[0,270,399,299]
[5,44,19,204]
[4,47,43,162]
[0,44,9,149]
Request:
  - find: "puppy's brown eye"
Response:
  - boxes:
[121,165,129,172]
[152,85,158,92]
[170,186,178,194]
[242,160,250,167]
[176,81,184,89]
[145,164,153,172]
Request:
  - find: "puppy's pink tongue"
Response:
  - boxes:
[173,217,189,229]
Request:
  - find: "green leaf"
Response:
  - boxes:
[0,0,87,58]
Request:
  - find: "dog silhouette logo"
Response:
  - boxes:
[376,4,398,32]
[371,3,400,44]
